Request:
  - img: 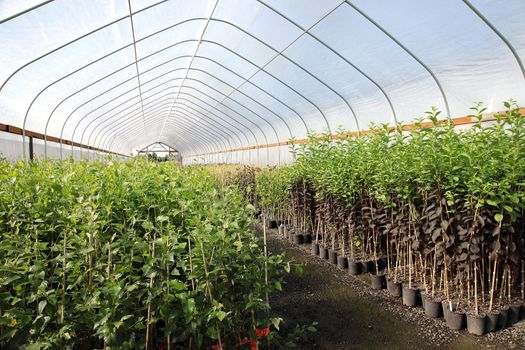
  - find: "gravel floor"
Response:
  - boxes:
[259,224,525,350]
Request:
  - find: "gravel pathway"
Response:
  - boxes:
[260,225,525,350]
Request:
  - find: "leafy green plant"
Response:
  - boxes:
[251,100,525,317]
[0,159,288,349]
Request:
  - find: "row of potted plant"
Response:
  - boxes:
[248,101,525,336]
[0,159,287,349]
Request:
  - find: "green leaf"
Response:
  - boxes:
[494,213,503,223]
[216,310,226,321]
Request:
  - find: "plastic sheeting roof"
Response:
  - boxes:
[0,0,524,161]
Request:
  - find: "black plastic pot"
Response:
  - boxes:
[360,260,373,274]
[348,260,360,276]
[442,301,450,322]
[497,306,509,329]
[311,243,320,255]
[446,309,466,330]
[370,273,385,290]
[386,278,402,297]
[320,247,329,260]
[378,257,388,271]
[402,285,418,307]
[304,234,312,244]
[508,302,521,325]
[293,234,304,244]
[486,311,499,332]
[337,256,348,270]
[521,301,525,320]
[466,313,486,336]
[422,294,442,318]
[328,250,338,265]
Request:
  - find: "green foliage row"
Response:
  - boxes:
[0,159,286,349]
[255,101,525,311]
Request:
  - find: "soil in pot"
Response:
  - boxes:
[466,313,486,336]
[337,256,348,270]
[508,302,521,325]
[311,243,320,256]
[386,278,402,297]
[304,234,312,244]
[422,294,442,318]
[320,247,329,260]
[292,234,304,244]
[497,306,509,329]
[402,285,418,307]
[446,309,466,331]
[370,273,385,290]
[328,250,338,265]
[486,311,499,332]
[348,261,360,276]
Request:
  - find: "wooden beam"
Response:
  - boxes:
[191,108,525,157]
[0,123,128,157]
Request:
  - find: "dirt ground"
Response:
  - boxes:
[259,225,525,350]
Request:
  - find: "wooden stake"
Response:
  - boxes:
[474,261,478,315]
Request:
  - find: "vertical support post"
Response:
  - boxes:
[29,136,34,161]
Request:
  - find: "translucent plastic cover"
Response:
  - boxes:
[1,0,524,163]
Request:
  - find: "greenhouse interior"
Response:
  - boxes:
[0,0,524,349]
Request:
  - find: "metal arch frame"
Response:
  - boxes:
[79,79,242,155]
[77,80,261,162]
[28,24,330,162]
[93,90,255,164]
[40,51,247,160]
[0,0,167,91]
[136,141,179,154]
[166,106,236,163]
[75,85,238,162]
[87,88,250,162]
[92,99,234,159]
[343,1,451,117]
[16,15,356,159]
[39,41,304,161]
[201,4,360,133]
[111,115,217,160]
[99,103,234,157]
[257,0,398,124]
[109,111,225,159]
[92,92,252,163]
[84,39,324,156]
[40,45,310,160]
[92,103,218,157]
[65,77,255,159]
[73,72,272,164]
[113,114,233,163]
[16,16,315,161]
[9,0,514,159]
[462,0,525,81]
[0,1,54,25]
[192,55,309,134]
[160,0,219,138]
[198,41,331,133]
[112,113,213,156]
[126,0,147,131]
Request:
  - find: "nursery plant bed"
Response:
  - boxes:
[260,224,524,350]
